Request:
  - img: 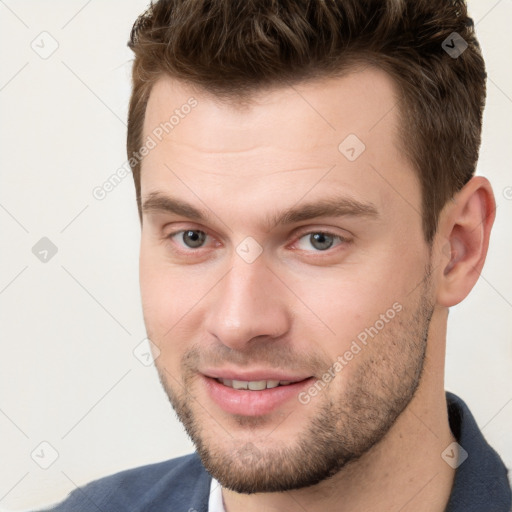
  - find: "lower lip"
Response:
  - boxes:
[202,375,315,416]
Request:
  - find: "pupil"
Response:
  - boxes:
[183,230,206,248]
[311,233,333,250]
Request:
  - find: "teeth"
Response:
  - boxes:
[218,378,293,390]
[232,379,248,390]
[248,380,267,390]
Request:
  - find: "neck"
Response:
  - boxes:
[222,307,456,512]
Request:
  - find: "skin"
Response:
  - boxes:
[138,67,495,512]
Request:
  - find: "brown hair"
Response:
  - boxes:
[127,0,486,242]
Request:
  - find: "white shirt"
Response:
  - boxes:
[208,477,226,512]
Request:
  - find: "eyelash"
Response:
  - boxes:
[165,228,350,255]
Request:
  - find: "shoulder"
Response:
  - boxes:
[40,452,211,512]
[445,392,512,511]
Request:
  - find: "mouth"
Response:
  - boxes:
[202,374,315,416]
[214,378,300,390]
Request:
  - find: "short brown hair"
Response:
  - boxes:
[127,0,486,242]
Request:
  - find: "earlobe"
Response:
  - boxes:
[436,177,496,307]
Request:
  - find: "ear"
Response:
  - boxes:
[435,176,496,307]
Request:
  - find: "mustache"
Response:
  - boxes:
[181,342,330,375]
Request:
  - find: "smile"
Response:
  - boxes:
[203,375,315,416]
[216,378,294,390]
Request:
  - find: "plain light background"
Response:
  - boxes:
[0,0,511,510]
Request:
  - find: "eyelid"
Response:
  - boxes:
[163,221,213,239]
[291,226,351,242]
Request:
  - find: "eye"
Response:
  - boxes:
[169,229,208,249]
[295,232,346,251]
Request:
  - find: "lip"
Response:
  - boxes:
[201,374,315,416]
[201,368,312,382]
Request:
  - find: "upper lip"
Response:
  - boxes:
[201,368,312,382]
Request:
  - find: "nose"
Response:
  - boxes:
[204,256,291,351]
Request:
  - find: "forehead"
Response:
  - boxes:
[143,67,401,155]
[140,68,419,229]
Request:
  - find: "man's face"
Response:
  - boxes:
[139,68,435,493]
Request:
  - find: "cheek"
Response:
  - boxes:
[287,258,420,359]
[139,246,186,337]
[139,252,194,376]
[139,244,217,342]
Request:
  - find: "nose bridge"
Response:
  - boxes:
[205,255,289,349]
[225,258,269,319]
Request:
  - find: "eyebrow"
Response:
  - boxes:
[268,196,379,228]
[142,192,209,222]
[141,192,378,229]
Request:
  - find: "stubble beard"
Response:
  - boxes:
[153,272,434,494]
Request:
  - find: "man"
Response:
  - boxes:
[46,0,511,510]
